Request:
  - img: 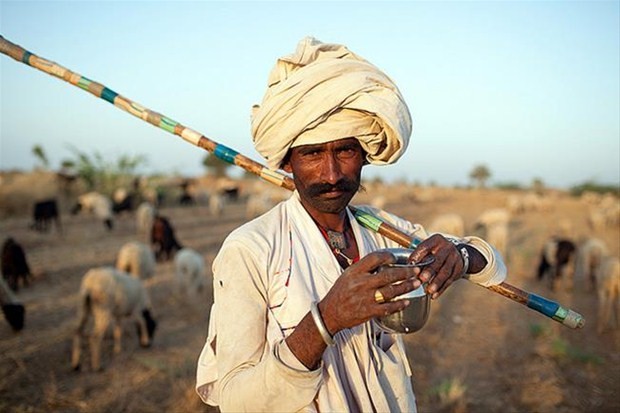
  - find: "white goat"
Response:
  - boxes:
[136,202,156,242]
[475,208,510,257]
[115,241,156,279]
[428,213,465,238]
[72,192,114,230]
[174,248,206,298]
[595,256,620,334]
[71,267,157,371]
[0,277,25,331]
[209,193,223,216]
[246,193,274,220]
[574,238,609,291]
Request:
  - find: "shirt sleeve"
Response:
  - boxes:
[213,238,322,412]
[461,236,508,286]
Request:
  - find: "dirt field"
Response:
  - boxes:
[1,181,618,413]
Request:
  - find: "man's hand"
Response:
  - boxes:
[319,250,419,336]
[409,234,468,299]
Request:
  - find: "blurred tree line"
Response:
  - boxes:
[30,145,618,198]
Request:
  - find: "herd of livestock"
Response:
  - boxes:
[1,182,619,372]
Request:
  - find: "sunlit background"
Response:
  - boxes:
[1,0,619,189]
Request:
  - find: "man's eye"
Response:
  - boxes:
[338,148,357,158]
[302,150,321,157]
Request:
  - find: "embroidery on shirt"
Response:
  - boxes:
[268,227,293,311]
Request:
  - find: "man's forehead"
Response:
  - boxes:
[293,137,361,151]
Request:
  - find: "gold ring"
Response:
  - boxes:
[374,289,385,304]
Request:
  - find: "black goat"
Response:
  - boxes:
[537,238,576,291]
[1,277,25,331]
[31,199,61,233]
[151,216,182,261]
[1,237,32,292]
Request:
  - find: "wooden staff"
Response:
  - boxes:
[0,35,585,329]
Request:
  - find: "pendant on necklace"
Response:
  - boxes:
[326,230,348,251]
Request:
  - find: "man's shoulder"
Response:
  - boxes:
[224,201,287,249]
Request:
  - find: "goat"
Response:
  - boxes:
[209,193,223,216]
[151,216,182,261]
[31,199,62,233]
[428,213,465,238]
[71,267,157,371]
[245,193,274,220]
[595,256,620,334]
[115,241,156,279]
[0,277,25,331]
[112,188,135,215]
[136,202,156,243]
[174,248,206,298]
[536,238,576,291]
[1,237,32,292]
[475,208,510,257]
[574,238,608,291]
[72,192,114,230]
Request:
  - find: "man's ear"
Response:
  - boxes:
[282,162,293,174]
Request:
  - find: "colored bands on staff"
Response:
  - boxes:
[101,87,119,104]
[213,144,239,164]
[527,294,560,319]
[352,210,383,232]
[22,50,32,64]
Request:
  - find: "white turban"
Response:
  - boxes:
[251,37,412,170]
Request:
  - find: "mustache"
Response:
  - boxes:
[306,179,360,197]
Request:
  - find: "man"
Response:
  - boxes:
[196,37,506,412]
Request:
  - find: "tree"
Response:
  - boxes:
[31,144,49,169]
[531,177,545,194]
[65,145,147,193]
[202,153,231,177]
[469,164,491,188]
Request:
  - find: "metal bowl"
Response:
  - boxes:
[375,248,432,334]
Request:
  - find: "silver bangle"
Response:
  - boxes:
[310,302,335,346]
[459,246,470,276]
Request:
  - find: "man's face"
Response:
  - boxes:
[283,138,364,215]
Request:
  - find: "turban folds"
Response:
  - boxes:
[251,37,412,170]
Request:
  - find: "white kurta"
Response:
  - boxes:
[197,191,506,412]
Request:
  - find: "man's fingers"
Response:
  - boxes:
[352,250,396,274]
[373,299,411,318]
[367,265,418,289]
[427,253,461,297]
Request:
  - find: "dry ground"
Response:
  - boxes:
[1,183,618,413]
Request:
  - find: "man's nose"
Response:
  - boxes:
[321,152,343,184]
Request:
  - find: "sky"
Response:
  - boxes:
[1,0,619,189]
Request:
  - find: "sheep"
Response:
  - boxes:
[71,267,157,371]
[0,277,25,331]
[174,248,207,298]
[209,192,224,216]
[245,193,274,220]
[112,187,135,215]
[370,195,387,210]
[475,208,510,257]
[588,209,606,233]
[151,215,182,261]
[595,256,620,334]
[136,202,156,243]
[536,238,576,291]
[115,241,156,279]
[1,237,32,292]
[574,238,609,291]
[31,199,62,233]
[427,213,465,238]
[72,192,114,230]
